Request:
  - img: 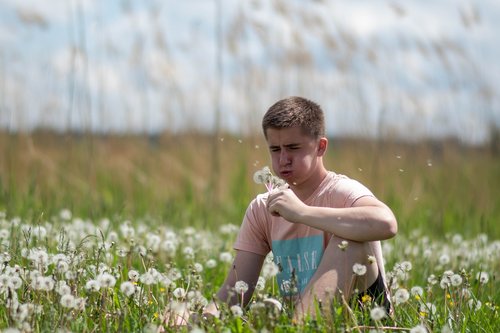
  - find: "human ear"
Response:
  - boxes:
[317,138,328,156]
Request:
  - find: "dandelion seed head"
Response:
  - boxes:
[205,259,217,268]
[439,253,450,265]
[173,287,186,299]
[85,279,101,292]
[451,274,462,286]
[60,294,75,308]
[261,262,279,279]
[353,263,367,276]
[97,272,116,288]
[370,306,387,321]
[120,281,136,297]
[394,288,410,305]
[234,280,249,294]
[410,325,428,333]
[230,305,243,317]
[476,271,489,284]
[219,252,233,263]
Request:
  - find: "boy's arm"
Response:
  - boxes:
[204,249,266,316]
[267,189,397,242]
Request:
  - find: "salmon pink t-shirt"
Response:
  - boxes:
[234,171,383,296]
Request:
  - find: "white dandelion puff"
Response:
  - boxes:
[234,280,249,294]
[230,305,243,317]
[120,281,136,297]
[353,263,367,276]
[394,288,410,305]
[370,306,387,321]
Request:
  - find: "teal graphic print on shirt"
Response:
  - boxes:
[272,235,324,295]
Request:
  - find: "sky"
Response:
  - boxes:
[0,0,499,145]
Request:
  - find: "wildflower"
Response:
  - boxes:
[120,281,136,297]
[85,279,101,292]
[59,209,72,221]
[420,303,437,317]
[394,288,410,305]
[400,261,412,271]
[146,234,161,253]
[74,297,87,311]
[33,226,47,239]
[411,286,424,300]
[450,274,462,286]
[427,274,438,285]
[441,325,453,333]
[476,271,489,284]
[263,297,283,311]
[230,305,243,317]
[261,262,279,279]
[439,254,450,265]
[353,263,367,276]
[7,276,23,290]
[128,270,140,282]
[468,299,482,310]
[183,247,194,260]
[205,259,217,268]
[57,284,72,296]
[370,306,387,321]
[140,272,155,285]
[234,280,249,294]
[255,276,266,291]
[60,294,75,308]
[219,252,233,263]
[410,325,428,333]
[97,273,116,288]
[338,240,349,250]
[361,294,372,303]
[173,287,186,299]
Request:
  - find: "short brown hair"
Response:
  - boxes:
[262,96,325,139]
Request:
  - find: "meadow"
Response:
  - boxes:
[0,131,499,332]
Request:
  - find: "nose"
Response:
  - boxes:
[279,150,290,166]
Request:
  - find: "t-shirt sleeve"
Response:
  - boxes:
[233,196,271,256]
[335,177,375,207]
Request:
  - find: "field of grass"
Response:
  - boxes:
[0,131,499,332]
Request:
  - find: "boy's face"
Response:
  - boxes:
[265,126,327,187]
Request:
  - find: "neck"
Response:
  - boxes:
[290,166,328,201]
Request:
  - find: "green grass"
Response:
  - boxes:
[0,132,499,331]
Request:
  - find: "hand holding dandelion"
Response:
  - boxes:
[254,166,307,220]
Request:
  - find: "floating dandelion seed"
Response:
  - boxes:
[338,240,349,250]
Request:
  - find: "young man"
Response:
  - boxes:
[174,96,397,324]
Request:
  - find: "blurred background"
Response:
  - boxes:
[0,0,499,237]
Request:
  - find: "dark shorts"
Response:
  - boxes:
[356,271,392,314]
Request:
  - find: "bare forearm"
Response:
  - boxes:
[296,205,397,241]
